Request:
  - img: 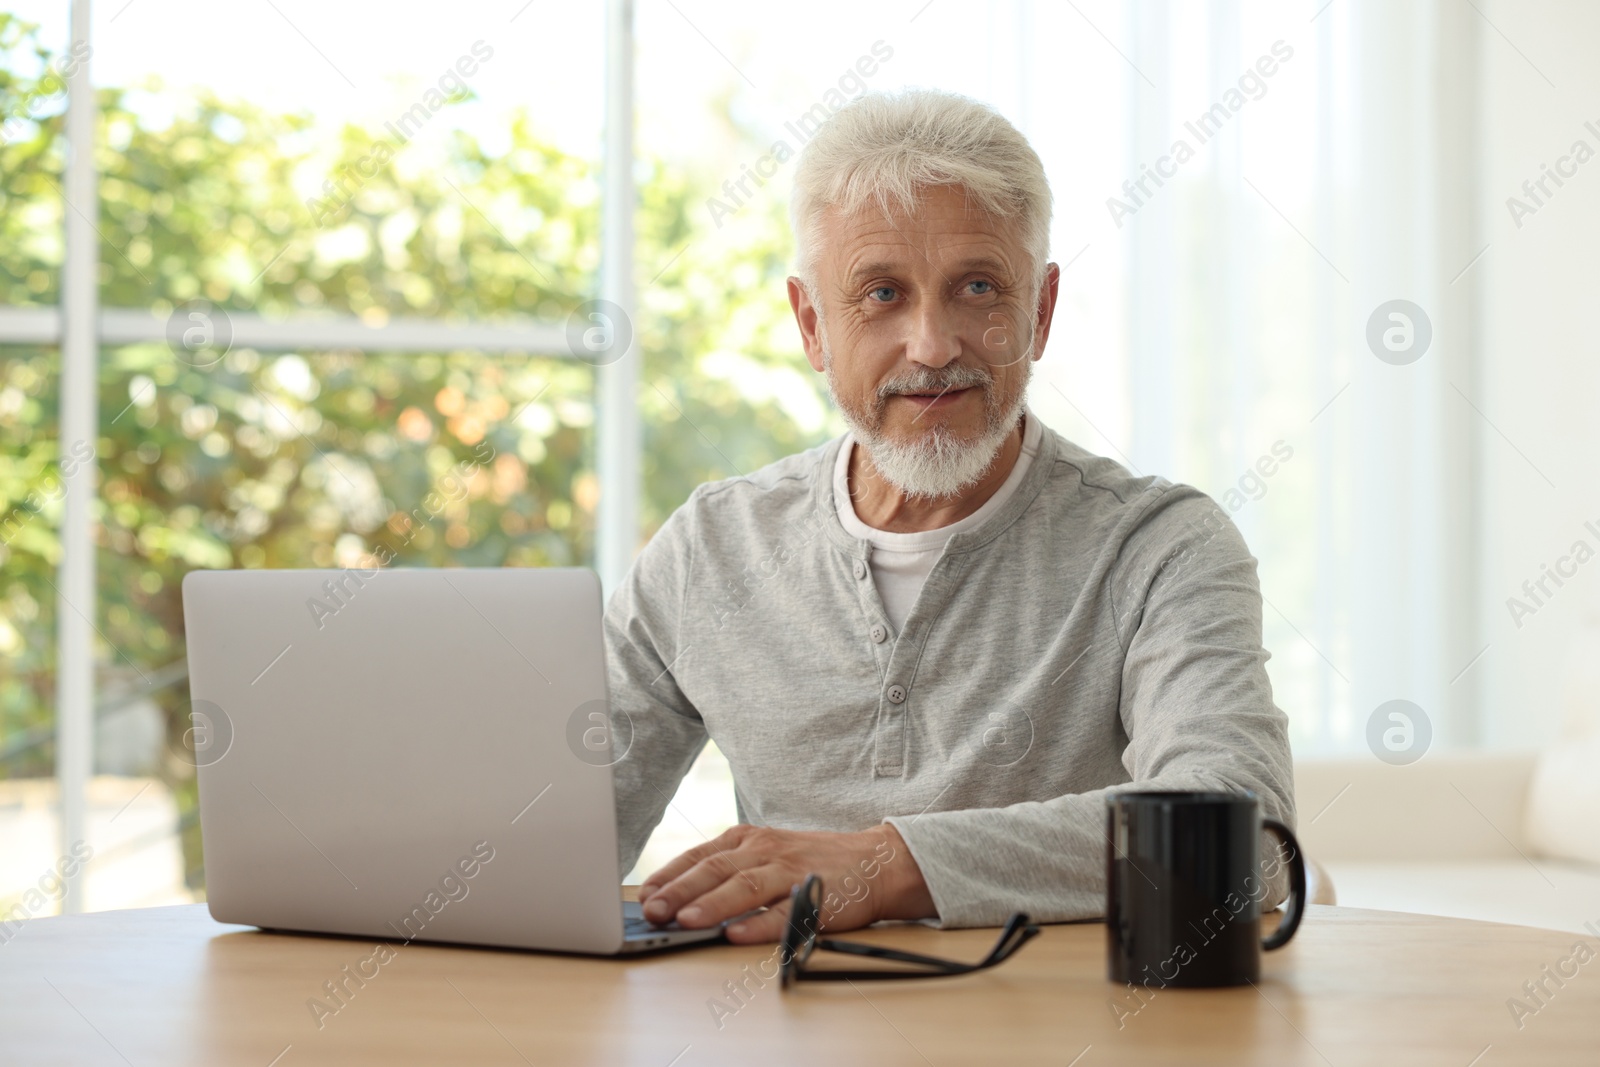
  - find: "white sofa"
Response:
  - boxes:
[1295,751,1600,934]
[1294,625,1600,934]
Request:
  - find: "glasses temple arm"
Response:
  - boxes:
[814,938,972,972]
[976,914,1039,965]
[812,913,1039,975]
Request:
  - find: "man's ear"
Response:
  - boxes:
[788,276,826,373]
[1032,262,1061,362]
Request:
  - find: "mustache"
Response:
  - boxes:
[875,364,995,404]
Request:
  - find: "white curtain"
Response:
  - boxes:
[1025,0,1483,754]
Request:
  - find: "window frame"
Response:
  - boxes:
[0,0,638,913]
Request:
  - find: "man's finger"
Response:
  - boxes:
[645,850,772,924]
[673,861,789,928]
[639,826,748,899]
[725,898,793,945]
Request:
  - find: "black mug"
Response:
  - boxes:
[1106,790,1306,988]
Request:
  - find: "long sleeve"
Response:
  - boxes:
[886,492,1296,928]
[603,500,709,878]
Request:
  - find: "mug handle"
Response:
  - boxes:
[1260,818,1306,951]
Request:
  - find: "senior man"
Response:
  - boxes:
[607,89,1294,943]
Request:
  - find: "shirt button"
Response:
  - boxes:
[887,684,906,704]
[852,560,868,580]
[870,624,887,644]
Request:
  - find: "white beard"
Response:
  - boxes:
[822,325,1032,501]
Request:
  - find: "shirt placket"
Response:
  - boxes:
[858,550,966,778]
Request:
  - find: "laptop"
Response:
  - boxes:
[182,567,724,954]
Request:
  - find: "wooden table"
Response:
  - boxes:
[2,901,1596,1066]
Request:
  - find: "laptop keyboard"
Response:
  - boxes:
[624,914,662,936]
[622,901,680,938]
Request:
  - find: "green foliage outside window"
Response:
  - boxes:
[0,12,835,890]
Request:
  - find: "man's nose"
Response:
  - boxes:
[904,302,962,369]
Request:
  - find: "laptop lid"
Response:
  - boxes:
[183,567,628,954]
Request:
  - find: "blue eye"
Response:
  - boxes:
[870,286,897,302]
[968,280,993,295]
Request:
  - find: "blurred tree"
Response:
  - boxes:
[0,12,835,890]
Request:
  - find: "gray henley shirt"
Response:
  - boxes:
[604,420,1296,928]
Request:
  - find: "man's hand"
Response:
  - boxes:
[637,822,935,944]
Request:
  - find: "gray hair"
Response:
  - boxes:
[789,89,1052,296]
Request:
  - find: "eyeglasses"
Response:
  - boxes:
[778,873,1040,989]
